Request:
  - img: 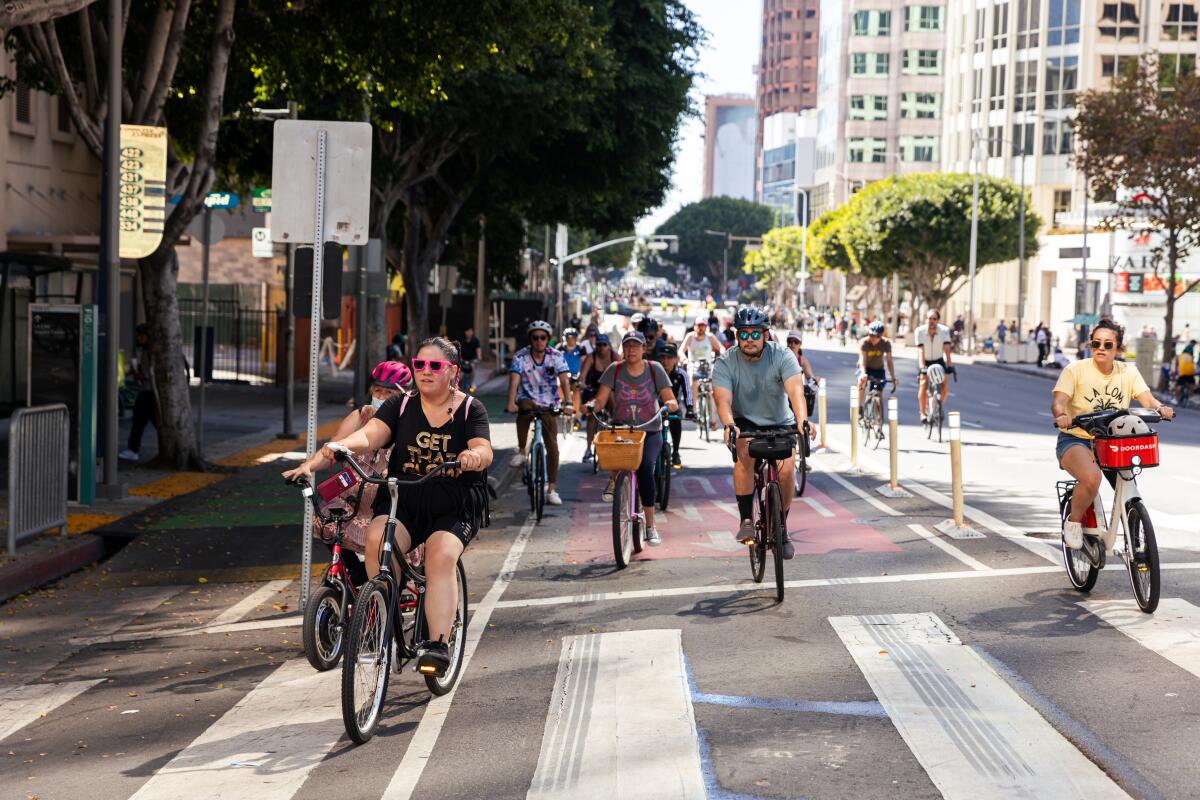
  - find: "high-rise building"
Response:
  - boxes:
[702,94,756,201]
[759,110,817,226]
[756,0,821,196]
[811,0,948,216]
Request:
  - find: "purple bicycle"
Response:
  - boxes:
[594,407,666,568]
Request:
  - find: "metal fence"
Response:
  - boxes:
[178,299,278,384]
[7,404,69,553]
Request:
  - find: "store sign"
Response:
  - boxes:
[203,191,240,209]
[252,187,272,212]
[118,125,168,258]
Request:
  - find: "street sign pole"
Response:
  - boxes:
[283,101,298,439]
[354,244,368,408]
[197,207,211,450]
[100,0,123,498]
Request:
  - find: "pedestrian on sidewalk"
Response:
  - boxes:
[996,320,1008,343]
[1036,324,1049,367]
[459,327,481,392]
[119,324,158,462]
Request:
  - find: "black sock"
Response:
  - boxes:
[736,493,754,521]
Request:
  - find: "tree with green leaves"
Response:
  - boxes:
[1074,53,1200,367]
[836,173,1040,312]
[654,196,775,288]
[742,225,806,307]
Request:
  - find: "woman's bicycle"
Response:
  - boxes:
[517,404,559,523]
[595,408,664,569]
[695,363,714,443]
[858,377,893,450]
[1055,408,1167,613]
[794,420,811,497]
[326,445,469,744]
[729,426,797,602]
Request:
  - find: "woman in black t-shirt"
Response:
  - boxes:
[284,337,492,674]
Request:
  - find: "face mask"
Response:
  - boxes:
[371,397,385,410]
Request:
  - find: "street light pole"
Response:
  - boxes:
[99,0,122,496]
[1017,146,1026,341]
[966,127,981,354]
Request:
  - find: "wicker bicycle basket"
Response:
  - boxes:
[594,430,646,472]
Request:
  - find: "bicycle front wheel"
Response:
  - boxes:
[935,399,944,443]
[1059,487,1099,593]
[656,442,671,511]
[533,442,547,522]
[871,399,884,450]
[424,561,469,694]
[768,483,785,601]
[341,577,393,744]
[613,471,634,568]
[794,450,807,497]
[748,486,766,583]
[1126,500,1160,613]
[303,582,346,671]
[698,399,710,442]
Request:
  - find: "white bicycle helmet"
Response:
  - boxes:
[1107,413,1150,437]
[925,362,946,385]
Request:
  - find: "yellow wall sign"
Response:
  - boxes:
[118,125,168,259]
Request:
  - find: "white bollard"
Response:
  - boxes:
[818,377,827,450]
[849,384,859,470]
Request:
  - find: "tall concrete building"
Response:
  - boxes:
[940,0,1200,341]
[812,0,948,215]
[702,94,756,201]
[759,110,817,226]
[756,0,822,196]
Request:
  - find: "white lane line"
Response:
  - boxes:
[0,679,104,743]
[209,579,292,627]
[1176,477,1200,486]
[496,564,1066,609]
[1080,598,1200,679]
[961,420,984,429]
[907,524,990,571]
[383,517,536,800]
[982,401,1001,408]
[128,659,340,800]
[801,496,835,518]
[70,612,302,646]
[812,463,901,517]
[527,630,704,799]
[830,613,1131,799]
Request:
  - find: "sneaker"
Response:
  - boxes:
[582,449,593,463]
[645,527,662,546]
[602,479,616,503]
[510,452,526,468]
[1063,520,1084,550]
[919,415,928,425]
[547,490,563,506]
[735,519,756,544]
[416,640,450,677]
[118,448,139,461]
[671,452,682,468]
[780,532,795,560]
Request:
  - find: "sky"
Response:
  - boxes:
[634,0,760,235]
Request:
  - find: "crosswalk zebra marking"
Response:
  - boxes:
[830,612,1130,799]
[0,679,104,743]
[1080,598,1200,680]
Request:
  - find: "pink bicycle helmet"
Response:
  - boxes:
[372,361,411,389]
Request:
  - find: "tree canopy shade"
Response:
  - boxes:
[1074,53,1200,364]
[820,173,1040,311]
[654,196,776,286]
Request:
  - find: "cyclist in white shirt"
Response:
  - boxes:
[679,315,724,429]
[916,309,953,423]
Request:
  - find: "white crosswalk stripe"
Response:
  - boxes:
[830,612,1130,799]
[1080,597,1200,679]
[0,679,104,744]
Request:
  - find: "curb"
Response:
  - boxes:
[0,535,104,603]
[976,361,1060,382]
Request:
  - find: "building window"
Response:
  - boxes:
[1044,56,1078,109]
[1012,121,1035,155]
[974,7,986,52]
[848,94,889,120]
[848,137,888,163]
[901,92,941,118]
[990,64,1007,110]
[992,2,1010,47]
[1099,2,1141,40]
[1013,60,1037,111]
[1053,189,1072,218]
[850,52,890,77]
[1047,0,1081,45]
[1016,0,1040,47]
[902,49,943,75]
[1163,1,1199,41]
[14,81,31,125]
[904,6,944,31]
[56,94,72,133]
[900,135,939,162]
[987,125,1004,157]
[1042,118,1074,155]
[852,9,892,36]
[1159,52,1197,83]
[972,67,985,113]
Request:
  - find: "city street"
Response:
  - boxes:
[3,361,1200,800]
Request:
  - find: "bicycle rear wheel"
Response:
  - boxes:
[341,576,392,744]
[768,483,785,601]
[871,398,884,450]
[533,442,547,522]
[613,471,634,568]
[1126,500,1160,613]
[423,561,469,694]
[1059,486,1099,592]
[698,397,710,443]
[924,395,934,439]
[794,451,807,497]
[748,486,766,583]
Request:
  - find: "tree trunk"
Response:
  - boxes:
[139,247,205,470]
[1160,231,1180,389]
[401,199,430,348]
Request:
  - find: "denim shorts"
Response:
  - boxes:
[1056,432,1091,463]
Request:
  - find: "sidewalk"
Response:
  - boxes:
[0,373,354,603]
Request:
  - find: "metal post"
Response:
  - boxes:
[849,385,859,470]
[948,411,964,527]
[887,396,899,490]
[966,129,981,355]
[100,0,122,494]
[354,245,368,407]
[197,207,211,450]
[475,215,486,358]
[282,101,297,438]
[300,129,329,612]
[1016,148,1026,340]
[1081,169,1090,333]
[798,190,809,306]
[722,237,730,303]
[817,377,827,450]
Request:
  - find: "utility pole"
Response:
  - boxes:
[475,215,487,358]
[966,128,981,354]
[705,230,733,303]
[98,0,122,497]
[1016,146,1026,341]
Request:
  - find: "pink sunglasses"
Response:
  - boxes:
[411,358,453,373]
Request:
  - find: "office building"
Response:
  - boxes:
[812,0,948,215]
[756,0,822,196]
[702,94,756,201]
[759,110,817,226]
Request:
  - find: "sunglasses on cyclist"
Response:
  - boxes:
[411,358,453,372]
[530,334,549,342]
[737,330,764,341]
[1090,339,1117,351]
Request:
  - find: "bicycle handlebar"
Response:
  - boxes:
[594,407,670,431]
[329,443,461,485]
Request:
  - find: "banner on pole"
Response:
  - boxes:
[118,124,168,259]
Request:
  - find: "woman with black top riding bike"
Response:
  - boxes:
[580,333,616,463]
[283,337,492,675]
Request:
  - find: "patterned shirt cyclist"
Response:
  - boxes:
[510,345,569,407]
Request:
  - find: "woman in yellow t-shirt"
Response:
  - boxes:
[1051,319,1173,549]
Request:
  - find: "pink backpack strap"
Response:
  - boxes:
[399,392,412,417]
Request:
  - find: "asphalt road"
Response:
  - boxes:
[3,362,1200,799]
